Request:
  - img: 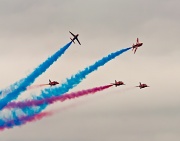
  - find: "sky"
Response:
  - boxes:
[0,0,180,141]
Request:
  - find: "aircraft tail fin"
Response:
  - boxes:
[70,38,75,44]
[137,38,139,43]
[49,79,51,83]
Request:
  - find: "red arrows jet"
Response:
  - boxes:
[136,82,149,89]
[49,79,59,86]
[69,31,81,45]
[111,80,125,87]
[132,38,143,54]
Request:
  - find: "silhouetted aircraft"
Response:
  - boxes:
[69,31,81,45]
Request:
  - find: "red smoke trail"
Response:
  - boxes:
[0,111,53,131]
[0,84,113,131]
[5,84,113,109]
[0,102,86,132]
[26,84,49,90]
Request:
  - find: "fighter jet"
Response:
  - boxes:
[69,31,81,45]
[136,82,149,89]
[132,38,143,54]
[49,79,59,86]
[111,80,125,87]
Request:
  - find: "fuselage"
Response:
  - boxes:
[138,84,148,89]
[112,81,125,86]
[72,34,79,41]
[133,43,143,48]
[49,81,59,86]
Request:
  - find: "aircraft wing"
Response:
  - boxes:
[76,38,81,45]
[69,31,75,37]
[134,47,138,54]
[137,38,139,43]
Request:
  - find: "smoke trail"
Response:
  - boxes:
[0,110,53,131]
[32,47,131,102]
[27,84,49,90]
[0,41,72,110]
[1,85,112,131]
[0,102,82,132]
[0,47,131,128]
[5,85,113,109]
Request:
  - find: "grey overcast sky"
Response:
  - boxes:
[0,0,180,141]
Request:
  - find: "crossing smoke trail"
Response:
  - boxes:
[0,47,131,129]
[0,86,137,131]
[0,111,53,131]
[5,84,113,109]
[38,47,131,99]
[0,102,82,132]
[0,85,112,131]
[0,41,72,110]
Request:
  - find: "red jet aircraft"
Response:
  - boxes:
[111,80,125,87]
[69,31,81,45]
[136,82,149,89]
[132,38,143,54]
[49,79,59,86]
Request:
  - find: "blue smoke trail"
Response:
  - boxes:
[0,41,72,110]
[0,104,46,128]
[40,47,131,98]
[0,47,131,128]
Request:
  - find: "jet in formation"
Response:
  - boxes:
[69,31,81,45]
[136,82,149,89]
[49,79,59,86]
[132,38,143,54]
[111,80,125,87]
